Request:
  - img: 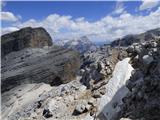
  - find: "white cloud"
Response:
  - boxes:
[1,27,19,35]
[139,0,160,11]
[1,11,19,22]
[2,7,160,42]
[112,2,126,15]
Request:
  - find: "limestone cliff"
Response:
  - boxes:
[1,27,53,57]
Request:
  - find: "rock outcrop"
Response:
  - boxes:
[1,27,53,57]
[1,27,80,92]
[116,39,160,120]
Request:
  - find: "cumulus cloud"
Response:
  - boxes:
[2,7,160,42]
[1,11,19,22]
[1,27,19,35]
[139,0,160,11]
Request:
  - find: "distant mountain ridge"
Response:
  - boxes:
[55,36,97,53]
[111,28,160,47]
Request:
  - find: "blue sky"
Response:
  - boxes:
[2,1,150,24]
[1,1,160,42]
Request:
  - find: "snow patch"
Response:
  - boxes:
[98,58,133,120]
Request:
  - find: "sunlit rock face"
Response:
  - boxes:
[1,27,53,57]
[1,79,88,120]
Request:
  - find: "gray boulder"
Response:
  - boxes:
[142,55,153,65]
[75,103,86,114]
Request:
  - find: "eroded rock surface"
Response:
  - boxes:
[2,46,80,92]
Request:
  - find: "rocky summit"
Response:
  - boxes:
[1,27,160,120]
[1,27,53,57]
[111,28,160,47]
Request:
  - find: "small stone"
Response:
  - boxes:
[85,104,91,111]
[37,100,42,108]
[137,91,143,99]
[90,106,97,116]
[74,94,78,100]
[151,41,157,47]
[152,48,157,52]
[88,98,96,106]
[100,62,105,69]
[106,68,112,75]
[99,87,106,95]
[142,55,153,65]
[134,45,141,53]
[30,112,37,119]
[127,45,134,53]
[79,69,85,76]
[100,69,107,76]
[42,109,53,118]
[35,109,41,115]
[106,61,110,66]
[75,104,86,114]
[92,91,101,98]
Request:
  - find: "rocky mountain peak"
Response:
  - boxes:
[111,28,160,47]
[1,27,53,57]
[55,35,97,53]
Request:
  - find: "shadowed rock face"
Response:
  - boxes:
[1,27,53,57]
[117,39,160,120]
[1,27,80,92]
